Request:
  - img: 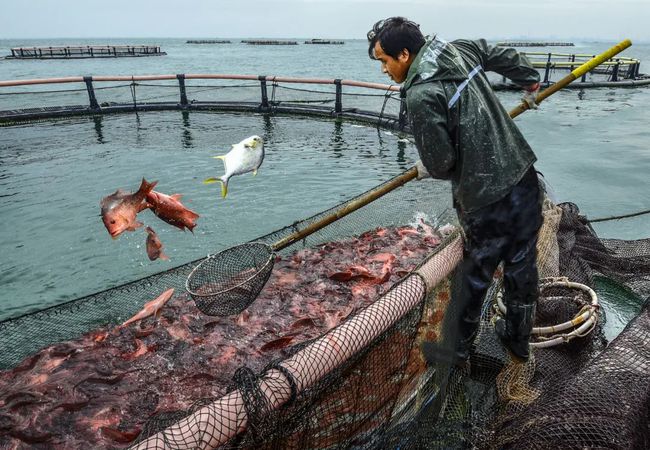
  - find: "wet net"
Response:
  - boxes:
[1,81,649,448]
[1,171,649,448]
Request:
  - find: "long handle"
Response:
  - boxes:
[272,167,419,251]
[509,39,632,118]
[274,40,633,252]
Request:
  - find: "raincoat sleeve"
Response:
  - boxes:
[406,84,456,180]
[470,39,540,87]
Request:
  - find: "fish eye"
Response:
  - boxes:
[110,220,116,224]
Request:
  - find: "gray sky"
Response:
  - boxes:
[2,0,649,41]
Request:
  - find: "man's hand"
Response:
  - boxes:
[522,82,540,110]
[415,160,431,180]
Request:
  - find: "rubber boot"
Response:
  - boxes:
[494,302,535,362]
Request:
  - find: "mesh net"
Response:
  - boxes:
[2,180,648,449]
[186,242,275,316]
[1,94,649,447]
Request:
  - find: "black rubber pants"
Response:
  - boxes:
[454,167,543,358]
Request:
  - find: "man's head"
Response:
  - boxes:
[367,17,425,83]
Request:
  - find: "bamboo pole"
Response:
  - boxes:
[271,167,418,252]
[509,39,632,118]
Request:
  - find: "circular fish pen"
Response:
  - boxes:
[489,52,650,89]
[0,73,649,449]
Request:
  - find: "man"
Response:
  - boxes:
[367,17,543,363]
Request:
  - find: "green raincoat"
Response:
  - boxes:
[404,36,540,213]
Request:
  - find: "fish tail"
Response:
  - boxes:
[218,177,228,198]
[139,178,158,195]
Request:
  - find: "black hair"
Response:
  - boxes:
[367,17,425,60]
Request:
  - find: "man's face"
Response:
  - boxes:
[373,41,412,84]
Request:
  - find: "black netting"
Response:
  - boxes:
[186,242,275,316]
[1,103,649,449]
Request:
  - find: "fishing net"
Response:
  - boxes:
[1,84,649,448]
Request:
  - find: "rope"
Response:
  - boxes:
[588,208,650,223]
[130,77,137,110]
[274,84,396,98]
[0,84,128,96]
[377,87,399,128]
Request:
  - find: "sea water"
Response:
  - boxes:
[0,38,648,325]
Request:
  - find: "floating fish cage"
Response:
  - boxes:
[241,40,299,45]
[5,45,166,59]
[186,40,232,44]
[304,39,345,45]
[496,41,575,47]
[0,72,649,449]
[493,51,649,89]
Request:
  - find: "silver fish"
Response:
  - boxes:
[203,135,265,198]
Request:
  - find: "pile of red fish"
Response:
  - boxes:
[0,221,447,449]
[100,178,200,261]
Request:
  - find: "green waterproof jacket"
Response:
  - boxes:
[404,36,540,213]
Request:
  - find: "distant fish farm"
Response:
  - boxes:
[6,45,165,59]
[304,39,344,45]
[186,40,232,44]
[241,40,298,45]
[497,41,575,47]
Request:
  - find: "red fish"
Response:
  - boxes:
[146,190,199,232]
[100,178,157,239]
[145,226,169,261]
[120,288,175,328]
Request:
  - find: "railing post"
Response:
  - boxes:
[84,76,100,111]
[398,87,408,130]
[177,74,188,106]
[543,52,551,84]
[611,61,619,82]
[259,75,269,108]
[334,79,342,114]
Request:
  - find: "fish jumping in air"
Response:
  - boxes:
[146,190,200,232]
[100,178,157,239]
[145,226,169,261]
[203,135,265,198]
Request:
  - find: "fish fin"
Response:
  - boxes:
[170,194,182,200]
[160,251,170,261]
[218,179,228,198]
[132,221,144,230]
[203,177,219,184]
[253,169,257,176]
[212,155,228,173]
